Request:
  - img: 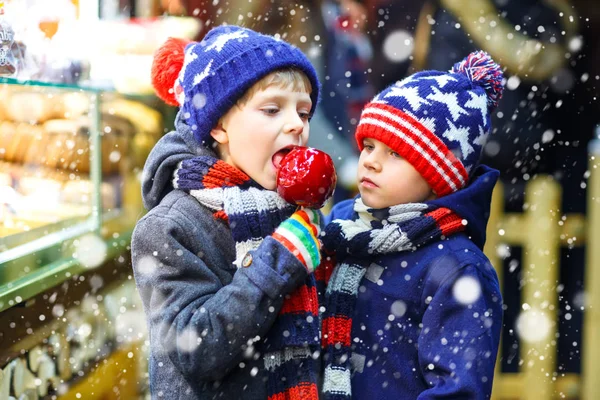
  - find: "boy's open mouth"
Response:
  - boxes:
[272,145,297,169]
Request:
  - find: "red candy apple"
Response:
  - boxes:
[276,146,337,209]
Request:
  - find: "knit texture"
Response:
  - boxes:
[171,25,320,146]
[355,50,504,197]
[273,209,322,272]
[173,156,320,400]
[320,197,466,399]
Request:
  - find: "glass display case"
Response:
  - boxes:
[0,77,162,311]
[0,7,195,399]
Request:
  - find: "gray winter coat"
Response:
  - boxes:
[131,116,311,399]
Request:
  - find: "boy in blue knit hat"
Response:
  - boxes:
[319,51,505,399]
[132,26,325,399]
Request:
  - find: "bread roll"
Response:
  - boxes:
[9,123,36,163]
[0,121,16,161]
[4,92,56,123]
[23,126,47,165]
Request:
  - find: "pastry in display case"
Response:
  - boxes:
[0,81,161,241]
[0,5,195,397]
[0,77,163,399]
[0,79,162,285]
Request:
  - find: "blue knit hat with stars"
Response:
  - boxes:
[355,51,504,197]
[171,26,320,146]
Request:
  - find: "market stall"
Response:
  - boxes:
[0,1,200,398]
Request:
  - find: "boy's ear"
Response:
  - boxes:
[210,123,229,144]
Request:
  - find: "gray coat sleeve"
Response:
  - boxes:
[131,203,309,382]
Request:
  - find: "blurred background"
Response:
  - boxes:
[0,0,599,399]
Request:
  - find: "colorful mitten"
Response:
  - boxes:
[273,208,321,272]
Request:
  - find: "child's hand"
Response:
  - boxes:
[273,208,321,273]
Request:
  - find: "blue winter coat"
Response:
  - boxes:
[131,116,312,399]
[325,165,503,399]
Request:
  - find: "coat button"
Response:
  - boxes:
[242,253,253,267]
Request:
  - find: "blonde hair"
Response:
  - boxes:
[237,68,312,106]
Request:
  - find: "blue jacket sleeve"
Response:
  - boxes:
[131,207,309,382]
[416,258,503,400]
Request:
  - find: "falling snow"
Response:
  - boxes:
[453,276,482,305]
[516,308,552,343]
[73,234,107,269]
[382,30,414,63]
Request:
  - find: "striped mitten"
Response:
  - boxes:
[272,208,321,273]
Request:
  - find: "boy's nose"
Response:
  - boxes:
[363,153,381,171]
[283,114,304,136]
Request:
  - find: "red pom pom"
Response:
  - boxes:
[151,37,192,106]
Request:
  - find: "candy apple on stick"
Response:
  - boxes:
[276,146,337,209]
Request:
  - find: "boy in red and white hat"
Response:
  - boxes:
[319,51,505,399]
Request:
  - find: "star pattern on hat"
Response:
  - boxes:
[442,119,474,158]
[179,46,199,83]
[426,87,468,122]
[193,59,213,86]
[464,92,488,125]
[205,30,249,53]
[384,85,431,111]
[415,74,458,88]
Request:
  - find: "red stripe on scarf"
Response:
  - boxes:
[202,160,252,188]
[280,284,319,315]
[213,210,229,222]
[426,207,466,236]
[322,316,352,347]
[269,383,320,400]
[315,253,336,286]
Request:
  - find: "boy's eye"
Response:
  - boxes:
[391,151,401,159]
[363,144,374,151]
[262,108,279,115]
[298,111,310,121]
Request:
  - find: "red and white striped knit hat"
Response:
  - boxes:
[355,51,504,197]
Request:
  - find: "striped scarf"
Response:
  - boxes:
[319,197,466,399]
[174,156,321,400]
